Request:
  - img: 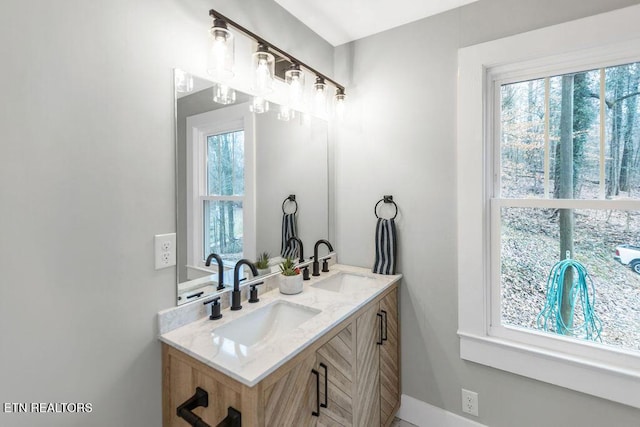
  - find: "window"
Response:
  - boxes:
[497,64,640,352]
[203,130,245,262]
[458,5,640,408]
[186,104,255,269]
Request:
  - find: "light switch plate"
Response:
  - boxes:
[155,233,176,270]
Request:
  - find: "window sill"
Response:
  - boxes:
[458,332,640,408]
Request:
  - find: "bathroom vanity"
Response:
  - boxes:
[159,265,401,426]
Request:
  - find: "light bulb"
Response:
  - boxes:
[174,69,193,93]
[250,96,269,114]
[285,64,305,110]
[313,77,327,115]
[207,17,234,80]
[252,45,275,95]
[335,88,346,119]
[213,83,236,105]
[277,105,295,121]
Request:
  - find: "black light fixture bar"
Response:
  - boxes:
[209,8,345,92]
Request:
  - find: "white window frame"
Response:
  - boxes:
[458,5,640,408]
[186,103,256,268]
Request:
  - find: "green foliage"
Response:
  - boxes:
[255,252,270,269]
[279,257,299,276]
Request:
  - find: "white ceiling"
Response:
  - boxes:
[275,0,479,46]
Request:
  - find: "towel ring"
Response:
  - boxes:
[374,195,398,220]
[282,195,298,214]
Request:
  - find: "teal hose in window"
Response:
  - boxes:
[536,252,603,341]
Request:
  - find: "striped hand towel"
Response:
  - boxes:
[373,218,397,275]
[281,213,299,258]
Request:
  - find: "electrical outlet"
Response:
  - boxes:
[461,389,478,417]
[155,233,176,270]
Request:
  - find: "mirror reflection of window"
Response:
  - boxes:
[204,130,245,263]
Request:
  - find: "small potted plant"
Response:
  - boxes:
[255,251,271,276]
[279,257,303,294]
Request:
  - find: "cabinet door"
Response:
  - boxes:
[355,305,381,427]
[163,345,242,427]
[316,325,355,426]
[263,352,317,427]
[379,288,400,426]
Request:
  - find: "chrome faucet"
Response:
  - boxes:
[231,259,259,311]
[312,239,334,276]
[205,253,225,291]
[287,236,310,280]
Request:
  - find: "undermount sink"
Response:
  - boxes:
[311,272,378,293]
[211,300,320,347]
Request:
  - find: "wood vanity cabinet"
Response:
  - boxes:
[162,284,399,427]
[356,287,400,427]
[263,325,355,426]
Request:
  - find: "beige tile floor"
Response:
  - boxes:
[391,418,418,427]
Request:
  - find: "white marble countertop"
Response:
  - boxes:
[159,264,401,387]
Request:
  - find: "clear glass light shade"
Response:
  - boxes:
[207,21,234,80]
[277,105,295,121]
[212,83,236,105]
[285,65,305,110]
[313,77,327,115]
[335,89,346,119]
[252,45,275,95]
[175,69,194,93]
[249,96,269,114]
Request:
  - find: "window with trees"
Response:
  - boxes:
[457,5,640,408]
[203,130,245,263]
[186,103,255,270]
[497,63,640,352]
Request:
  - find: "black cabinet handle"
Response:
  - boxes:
[216,407,241,427]
[381,309,388,342]
[187,291,204,300]
[311,369,320,417]
[320,362,328,409]
[176,387,211,427]
[376,313,384,345]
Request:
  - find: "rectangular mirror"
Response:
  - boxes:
[175,69,330,304]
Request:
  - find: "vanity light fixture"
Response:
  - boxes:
[212,82,236,105]
[208,8,347,116]
[207,14,235,80]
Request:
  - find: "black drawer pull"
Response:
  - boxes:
[312,368,320,417]
[376,313,384,345]
[320,362,328,409]
[381,309,388,342]
[176,387,211,427]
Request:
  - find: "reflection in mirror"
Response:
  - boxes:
[175,70,330,304]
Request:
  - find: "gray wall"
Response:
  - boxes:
[333,0,640,426]
[0,1,332,426]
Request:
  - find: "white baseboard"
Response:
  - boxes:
[396,394,488,427]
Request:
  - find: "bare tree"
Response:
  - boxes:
[559,74,575,333]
